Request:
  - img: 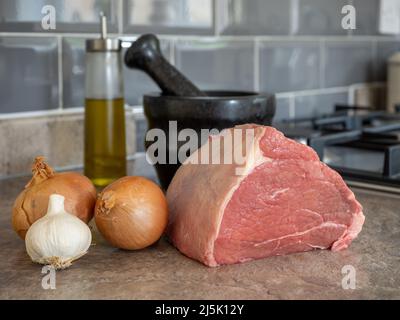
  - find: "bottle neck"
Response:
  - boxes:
[85,51,124,100]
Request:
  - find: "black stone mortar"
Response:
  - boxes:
[125,35,276,189]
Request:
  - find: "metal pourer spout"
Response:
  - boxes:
[86,12,120,52]
[100,12,107,39]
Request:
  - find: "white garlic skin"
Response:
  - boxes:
[25,194,92,269]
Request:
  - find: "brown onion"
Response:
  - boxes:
[95,176,168,250]
[12,156,97,239]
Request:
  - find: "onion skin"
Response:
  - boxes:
[12,157,97,239]
[95,176,168,250]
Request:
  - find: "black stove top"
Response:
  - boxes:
[275,105,400,194]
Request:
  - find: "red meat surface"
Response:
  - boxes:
[166,125,365,267]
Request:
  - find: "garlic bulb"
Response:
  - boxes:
[25,194,92,269]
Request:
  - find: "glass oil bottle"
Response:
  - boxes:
[84,14,126,187]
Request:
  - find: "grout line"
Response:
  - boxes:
[170,38,176,65]
[275,86,351,99]
[0,32,104,38]
[2,83,386,121]
[254,38,260,92]
[2,32,400,42]
[117,0,124,36]
[371,39,378,80]
[290,0,299,36]
[347,0,354,37]
[159,36,388,42]
[57,36,63,110]
[348,87,354,105]
[349,82,386,89]
[289,94,296,118]
[213,0,219,37]
[0,108,84,120]
[319,39,326,89]
[0,105,144,120]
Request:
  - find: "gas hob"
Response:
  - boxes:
[275,105,400,194]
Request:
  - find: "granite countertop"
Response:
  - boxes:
[0,155,399,300]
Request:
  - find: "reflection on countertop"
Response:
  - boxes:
[0,154,399,299]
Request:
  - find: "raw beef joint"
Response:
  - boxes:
[166,124,365,267]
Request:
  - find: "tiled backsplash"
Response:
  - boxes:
[1,0,399,177]
[324,40,375,87]
[0,37,59,112]
[0,0,398,115]
[0,0,119,33]
[259,40,321,93]
[125,0,214,34]
[175,39,255,91]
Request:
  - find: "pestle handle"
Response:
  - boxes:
[125,34,206,97]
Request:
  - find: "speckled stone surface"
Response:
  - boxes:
[0,156,399,300]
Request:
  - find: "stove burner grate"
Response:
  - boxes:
[276,105,400,191]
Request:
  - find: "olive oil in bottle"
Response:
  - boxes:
[84,14,126,187]
[84,98,126,187]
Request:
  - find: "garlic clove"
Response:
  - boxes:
[25,194,92,270]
